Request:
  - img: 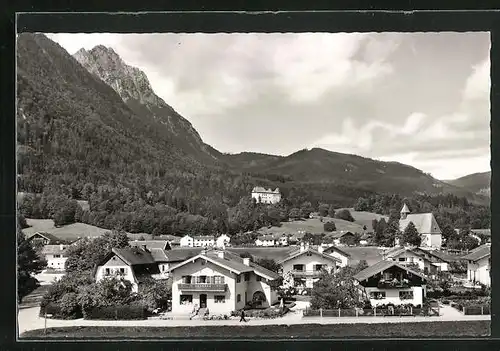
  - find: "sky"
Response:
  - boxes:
[46,32,491,180]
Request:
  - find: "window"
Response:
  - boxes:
[369,291,386,300]
[256,275,262,281]
[104,268,111,276]
[119,268,126,275]
[53,254,61,258]
[315,264,323,271]
[214,295,225,303]
[383,272,393,280]
[180,295,193,305]
[198,276,207,283]
[293,264,304,271]
[398,257,406,262]
[237,294,241,302]
[236,275,241,283]
[399,291,414,300]
[182,275,192,284]
[244,273,250,281]
[214,276,225,284]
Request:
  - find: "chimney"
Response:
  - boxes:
[243,257,250,266]
[218,251,225,259]
[318,246,324,254]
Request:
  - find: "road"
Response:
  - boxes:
[17,304,490,337]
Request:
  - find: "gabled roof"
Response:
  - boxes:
[41,244,68,256]
[325,231,355,239]
[27,232,69,244]
[167,249,279,280]
[252,186,280,194]
[149,248,169,262]
[383,246,449,264]
[164,248,203,262]
[130,240,170,250]
[401,203,410,214]
[399,213,441,235]
[277,247,341,265]
[462,244,491,262]
[111,247,156,266]
[322,245,351,257]
[354,260,427,282]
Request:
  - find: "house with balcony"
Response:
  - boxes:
[277,243,341,288]
[353,260,427,307]
[94,246,202,292]
[382,246,450,275]
[462,243,491,287]
[255,235,276,247]
[40,244,70,271]
[167,249,280,316]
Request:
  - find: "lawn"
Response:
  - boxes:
[258,217,364,236]
[23,219,152,241]
[21,321,489,338]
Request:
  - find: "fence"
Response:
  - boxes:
[303,306,439,318]
[450,302,490,315]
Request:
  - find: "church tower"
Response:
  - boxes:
[400,203,410,220]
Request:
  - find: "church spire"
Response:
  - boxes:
[400,203,410,220]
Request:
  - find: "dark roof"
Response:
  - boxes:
[277,247,341,265]
[257,235,275,241]
[322,245,351,257]
[41,244,68,255]
[325,231,355,239]
[112,247,156,266]
[164,248,203,262]
[194,235,215,240]
[149,248,169,262]
[462,244,491,262]
[130,240,169,250]
[221,251,280,280]
[27,232,69,244]
[354,260,427,282]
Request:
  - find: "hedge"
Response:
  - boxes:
[84,305,147,320]
[39,303,82,320]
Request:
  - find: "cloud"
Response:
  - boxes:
[45,32,491,179]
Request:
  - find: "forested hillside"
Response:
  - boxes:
[16,33,490,239]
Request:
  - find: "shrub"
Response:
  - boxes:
[59,292,80,318]
[84,305,147,320]
[39,302,81,320]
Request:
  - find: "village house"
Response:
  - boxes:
[354,260,427,307]
[41,244,70,271]
[216,234,231,248]
[255,235,276,247]
[382,246,449,276]
[167,248,280,316]
[251,186,281,204]
[27,232,69,246]
[359,233,373,246]
[325,231,357,246]
[321,245,351,267]
[462,243,491,287]
[180,235,194,247]
[94,247,202,291]
[399,204,442,249]
[180,235,216,248]
[277,243,341,289]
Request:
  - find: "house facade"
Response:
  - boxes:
[277,244,341,288]
[194,236,216,247]
[462,244,491,287]
[251,186,281,204]
[382,246,449,275]
[216,234,231,248]
[41,244,69,271]
[180,235,194,247]
[168,249,279,315]
[354,260,427,307]
[325,231,357,246]
[399,204,442,249]
[255,235,276,247]
[322,245,351,267]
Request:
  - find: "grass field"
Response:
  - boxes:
[23,219,153,241]
[21,321,489,338]
[258,217,364,236]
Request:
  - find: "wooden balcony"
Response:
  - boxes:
[178,283,227,292]
[291,270,323,278]
[377,280,410,289]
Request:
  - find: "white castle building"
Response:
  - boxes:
[251,186,281,204]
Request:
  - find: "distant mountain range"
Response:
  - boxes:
[15,33,489,208]
[444,171,491,197]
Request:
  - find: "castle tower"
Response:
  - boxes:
[400,203,410,220]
